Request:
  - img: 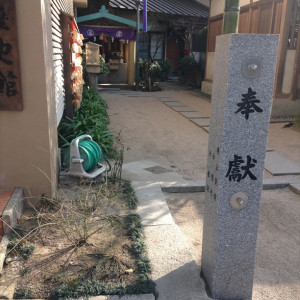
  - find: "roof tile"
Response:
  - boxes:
[109,0,209,18]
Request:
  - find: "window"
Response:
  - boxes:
[150,33,164,60]
[192,34,206,52]
[192,34,201,52]
[138,33,165,60]
[139,33,148,59]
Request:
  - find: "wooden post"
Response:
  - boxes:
[128,40,136,85]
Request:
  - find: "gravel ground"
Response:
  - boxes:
[102,81,300,300]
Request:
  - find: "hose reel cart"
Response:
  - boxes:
[60,135,106,179]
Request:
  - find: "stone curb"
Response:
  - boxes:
[20,296,155,300]
[72,295,154,300]
[0,235,9,274]
[2,294,155,300]
[160,178,300,193]
[2,188,24,235]
[289,182,300,195]
[160,180,206,193]
[0,188,24,299]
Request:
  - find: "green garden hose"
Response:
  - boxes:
[78,140,102,172]
[62,139,104,172]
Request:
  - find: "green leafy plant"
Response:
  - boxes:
[125,214,158,298]
[58,88,115,157]
[139,59,161,91]
[178,55,197,73]
[99,54,110,76]
[158,59,173,81]
[121,180,138,210]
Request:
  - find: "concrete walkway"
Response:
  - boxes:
[102,81,300,300]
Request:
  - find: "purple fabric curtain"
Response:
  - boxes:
[79,26,136,40]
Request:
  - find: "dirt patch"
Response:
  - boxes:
[164,192,204,266]
[4,182,155,299]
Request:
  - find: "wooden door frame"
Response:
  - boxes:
[291,3,300,99]
[61,14,74,119]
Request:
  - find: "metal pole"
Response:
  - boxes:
[135,2,140,90]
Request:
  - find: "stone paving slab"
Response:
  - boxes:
[133,181,175,226]
[122,161,186,181]
[0,260,18,299]
[155,96,175,100]
[0,235,9,274]
[164,102,186,107]
[159,178,300,193]
[144,225,209,300]
[172,106,196,112]
[263,177,300,189]
[202,126,210,133]
[190,118,210,127]
[98,88,121,91]
[126,94,153,97]
[289,182,300,195]
[180,111,207,118]
[160,180,206,193]
[265,151,300,175]
[158,99,178,102]
[133,181,209,300]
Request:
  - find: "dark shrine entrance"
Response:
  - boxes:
[166,37,184,73]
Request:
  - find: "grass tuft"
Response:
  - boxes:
[8,233,35,260]
[14,288,34,299]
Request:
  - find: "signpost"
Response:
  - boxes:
[201,34,279,299]
[0,0,23,111]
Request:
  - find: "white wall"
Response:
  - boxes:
[240,0,251,7]
[0,0,75,202]
[210,0,225,17]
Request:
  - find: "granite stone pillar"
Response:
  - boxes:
[201,34,279,299]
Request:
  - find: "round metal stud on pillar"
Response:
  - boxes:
[135,0,141,90]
